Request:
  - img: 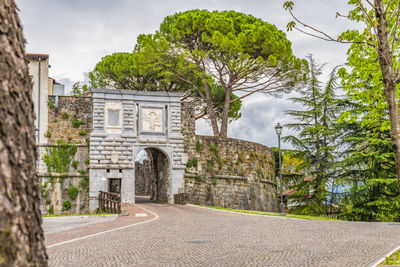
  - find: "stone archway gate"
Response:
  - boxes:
[89,88,186,211]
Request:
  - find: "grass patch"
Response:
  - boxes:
[379,249,400,265]
[198,206,341,221]
[42,212,114,218]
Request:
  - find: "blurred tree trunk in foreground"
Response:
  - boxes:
[0,0,48,266]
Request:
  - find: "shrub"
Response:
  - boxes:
[186,157,198,169]
[61,112,70,119]
[42,140,77,174]
[210,142,218,155]
[195,139,202,153]
[48,205,54,214]
[236,153,244,164]
[72,116,84,128]
[80,176,89,192]
[71,160,79,170]
[44,129,51,138]
[68,186,79,200]
[78,130,87,136]
[48,100,55,108]
[62,200,72,211]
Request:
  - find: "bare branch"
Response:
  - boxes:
[288,8,336,41]
[356,0,376,26]
[364,0,376,9]
[389,2,400,52]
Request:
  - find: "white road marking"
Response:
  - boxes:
[46,204,159,248]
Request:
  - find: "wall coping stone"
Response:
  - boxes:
[91,88,184,98]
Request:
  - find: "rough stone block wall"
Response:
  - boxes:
[38,145,90,215]
[39,94,92,215]
[39,174,89,215]
[135,160,152,196]
[47,95,93,144]
[181,101,278,212]
[40,93,278,214]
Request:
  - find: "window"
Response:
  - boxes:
[108,109,120,127]
[104,102,122,133]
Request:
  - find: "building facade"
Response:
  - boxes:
[89,89,186,210]
[27,53,50,145]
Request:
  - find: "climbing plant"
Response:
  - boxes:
[42,139,77,174]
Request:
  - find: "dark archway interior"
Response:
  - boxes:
[135,148,169,202]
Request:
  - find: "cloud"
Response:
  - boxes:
[16,0,353,148]
[17,0,352,81]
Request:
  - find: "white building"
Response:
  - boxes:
[27,53,50,145]
[27,53,65,145]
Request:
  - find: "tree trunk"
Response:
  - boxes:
[202,79,220,137]
[219,87,232,138]
[0,1,48,266]
[374,0,400,192]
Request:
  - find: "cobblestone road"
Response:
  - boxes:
[47,200,400,266]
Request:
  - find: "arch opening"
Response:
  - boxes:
[135,147,170,202]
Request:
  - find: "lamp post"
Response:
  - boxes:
[275,123,285,216]
[35,128,39,171]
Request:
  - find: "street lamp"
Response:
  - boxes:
[35,128,40,171]
[275,123,285,216]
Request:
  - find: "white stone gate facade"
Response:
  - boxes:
[89,89,186,211]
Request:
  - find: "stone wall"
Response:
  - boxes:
[38,144,90,215]
[40,92,278,214]
[47,95,93,144]
[182,135,278,212]
[135,160,152,196]
[38,95,92,215]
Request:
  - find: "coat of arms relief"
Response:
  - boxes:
[142,108,163,132]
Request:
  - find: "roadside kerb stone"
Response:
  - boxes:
[45,203,156,247]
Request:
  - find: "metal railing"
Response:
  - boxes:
[98,191,121,214]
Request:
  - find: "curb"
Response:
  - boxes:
[371,244,400,267]
[47,204,159,248]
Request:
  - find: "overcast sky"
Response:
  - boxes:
[16,0,359,148]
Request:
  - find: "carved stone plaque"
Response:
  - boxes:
[111,153,119,163]
[142,108,163,132]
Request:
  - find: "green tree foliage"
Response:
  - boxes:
[332,1,400,221]
[90,10,307,137]
[157,9,307,137]
[337,96,400,221]
[283,55,340,215]
[71,82,89,97]
[89,37,242,122]
[284,0,400,192]
[273,148,305,191]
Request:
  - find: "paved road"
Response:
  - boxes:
[47,200,400,266]
[43,214,118,234]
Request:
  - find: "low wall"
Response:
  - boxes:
[183,135,278,212]
[38,144,90,215]
[39,173,89,215]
